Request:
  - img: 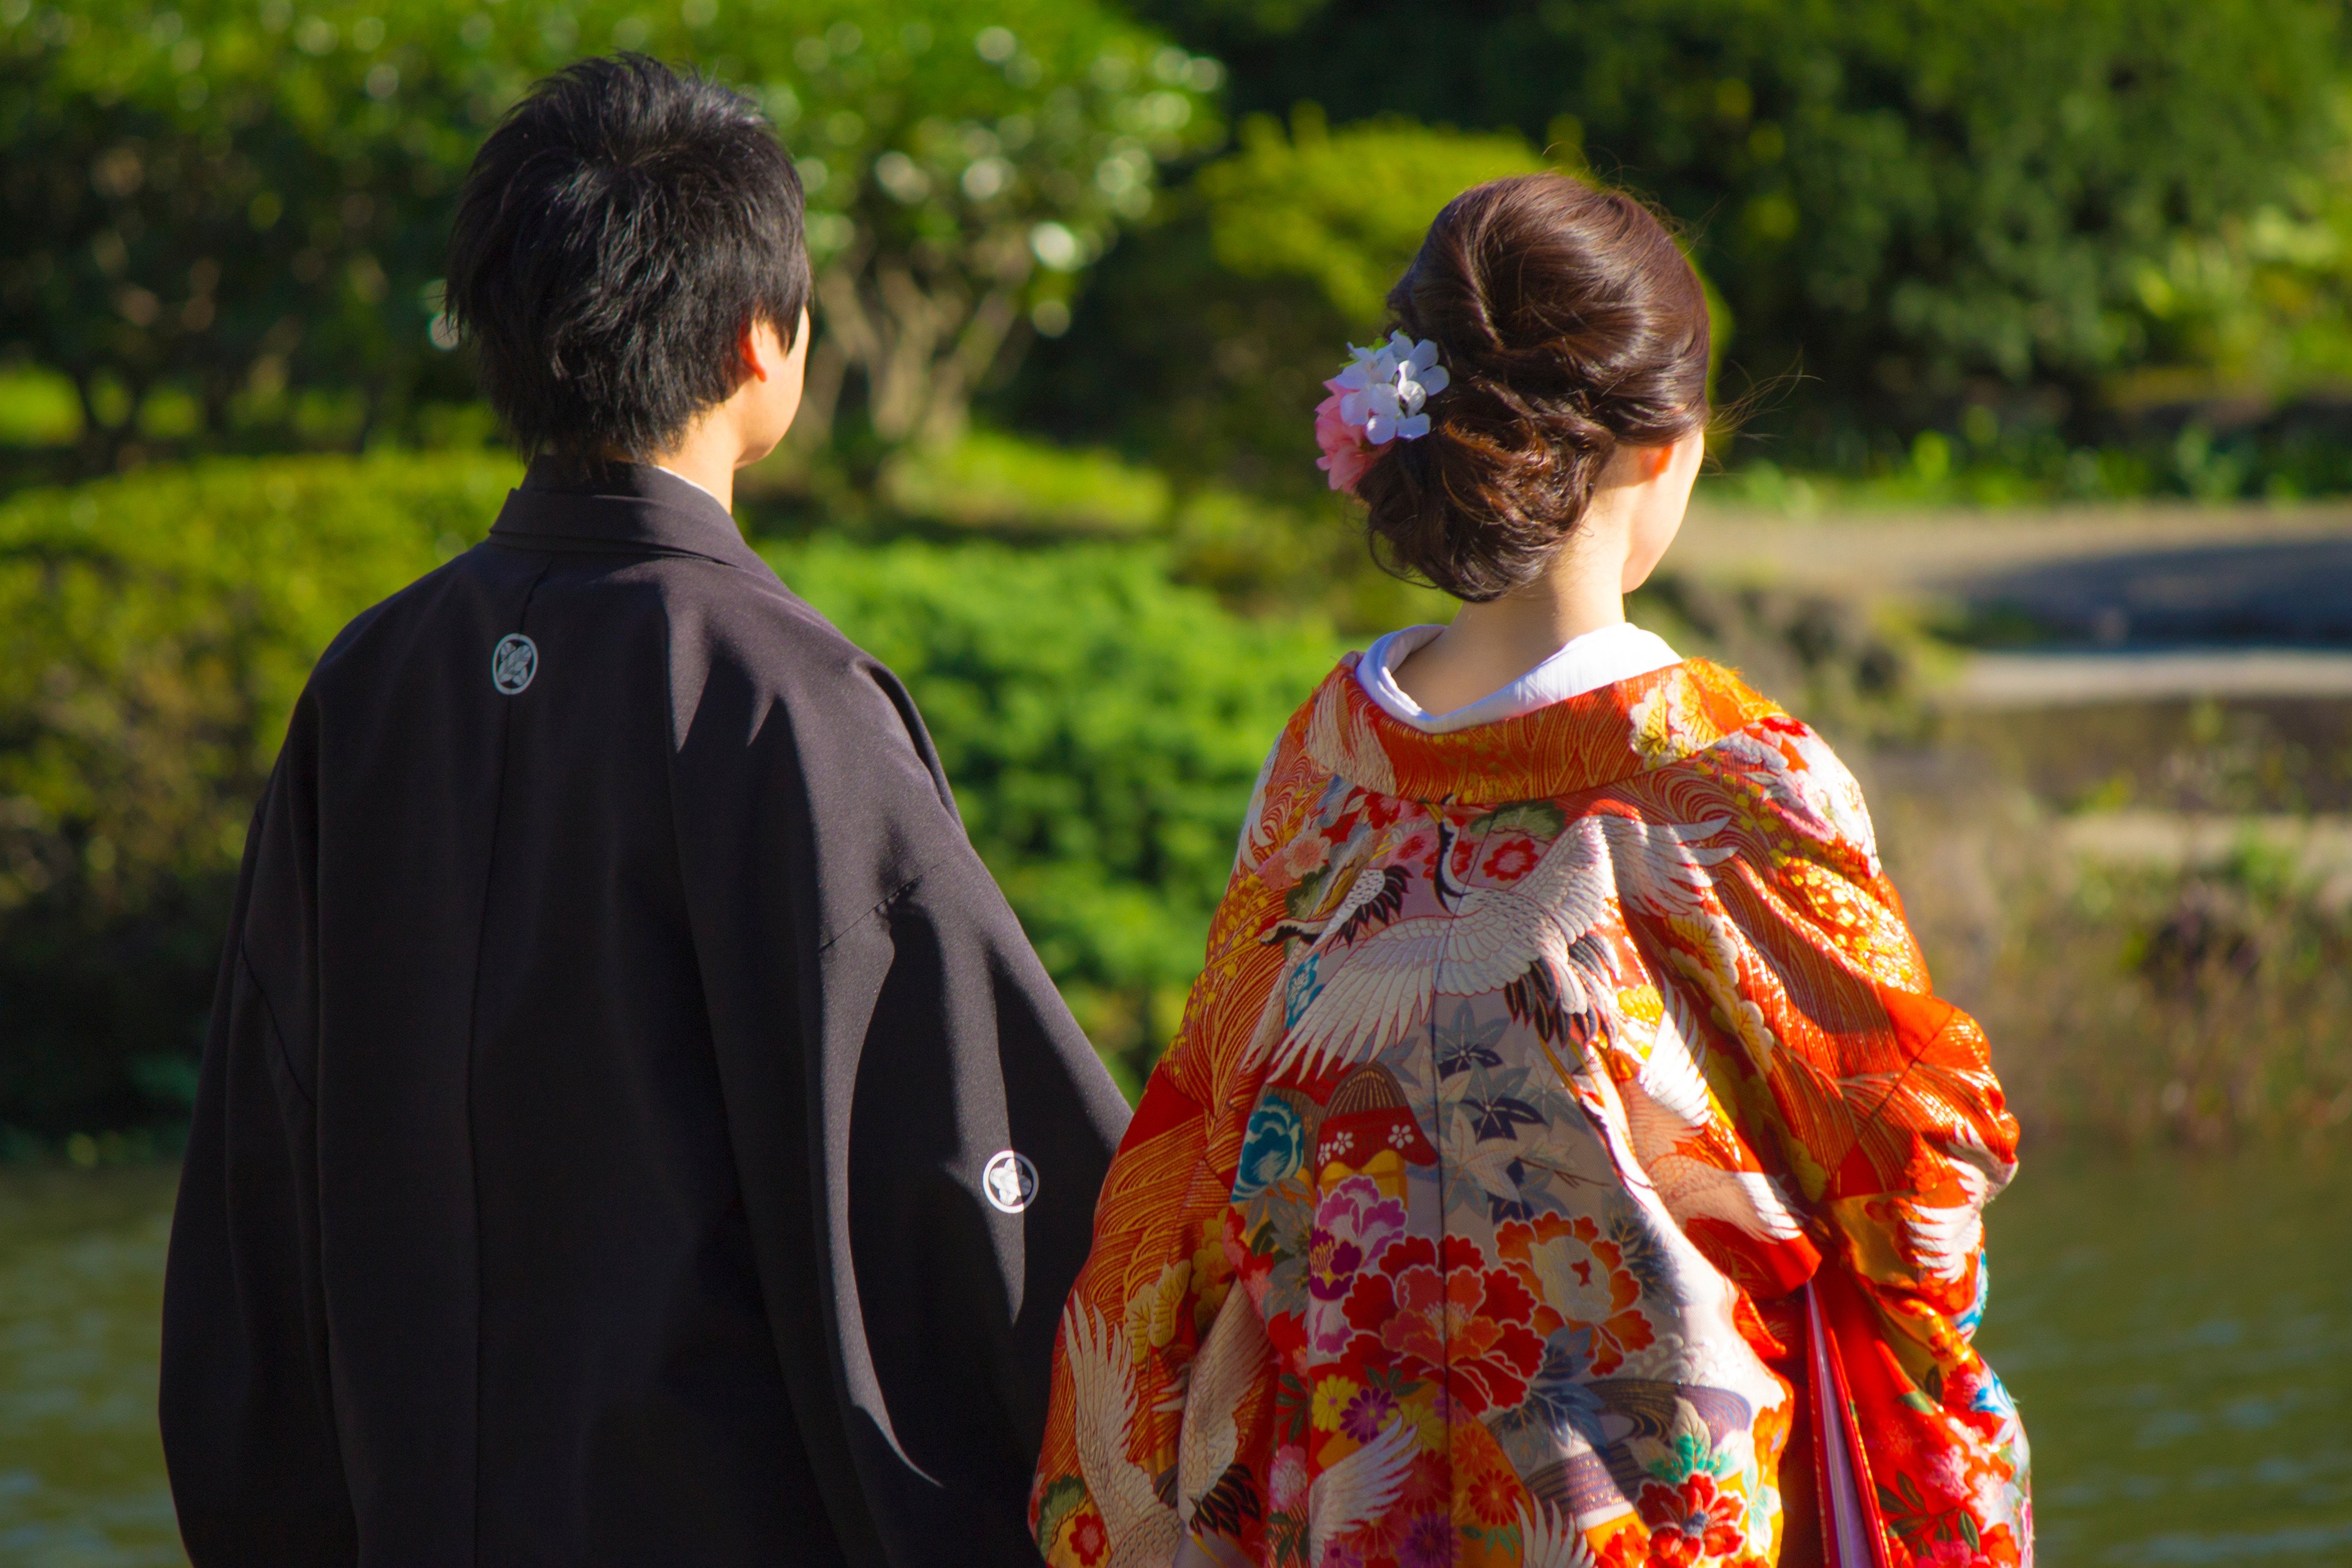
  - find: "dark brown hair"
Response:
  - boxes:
[1355,172,1711,601]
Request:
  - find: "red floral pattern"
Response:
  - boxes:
[1480,836,1540,882]
[1339,1235,1547,1416]
[1637,1473,1747,1565]
[1033,659,2032,1568]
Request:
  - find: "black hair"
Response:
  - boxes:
[445,53,809,461]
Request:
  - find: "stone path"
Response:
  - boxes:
[1678,500,2352,703]
[1951,648,2352,707]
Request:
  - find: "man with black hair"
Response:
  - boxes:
[159,55,1129,1567]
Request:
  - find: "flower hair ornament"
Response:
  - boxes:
[1313,331,1450,493]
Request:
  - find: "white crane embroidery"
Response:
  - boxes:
[1060,1303,1181,1567]
[1903,1127,2008,1284]
[1622,984,1807,1244]
[1516,1498,1600,1568]
[1305,1415,1420,1561]
[1273,813,1736,1079]
[1173,1286,1271,1528]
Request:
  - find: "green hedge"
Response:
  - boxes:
[771,536,1338,1085]
[0,453,1336,1136]
[0,453,513,1136]
[1123,0,2347,451]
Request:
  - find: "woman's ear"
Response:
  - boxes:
[1647,429,1706,491]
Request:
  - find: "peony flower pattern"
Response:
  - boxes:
[1341,1234,1547,1416]
[1033,659,2031,1568]
[1307,1176,1409,1353]
[1495,1214,1658,1374]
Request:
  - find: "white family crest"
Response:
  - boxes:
[491,633,538,695]
[982,1149,1038,1214]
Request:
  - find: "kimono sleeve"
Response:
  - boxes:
[159,726,360,1565]
[1026,871,1292,1564]
[667,616,1130,1568]
[1698,720,2032,1564]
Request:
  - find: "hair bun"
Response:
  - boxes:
[1354,172,1711,602]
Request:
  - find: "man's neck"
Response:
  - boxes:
[647,461,729,510]
[622,419,743,513]
[642,448,736,513]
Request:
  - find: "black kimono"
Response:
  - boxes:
[160,461,1130,1566]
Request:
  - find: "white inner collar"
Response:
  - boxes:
[1357,620,1681,733]
[652,464,727,507]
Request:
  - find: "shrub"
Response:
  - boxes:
[769,535,1341,1090]
[0,452,511,1135]
[1013,113,1550,498]
[1118,0,2347,450]
[1976,850,2352,1149]
[875,429,1170,535]
[0,453,1339,1133]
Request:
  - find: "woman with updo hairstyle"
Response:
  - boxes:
[1033,173,2031,1568]
[1355,171,1713,609]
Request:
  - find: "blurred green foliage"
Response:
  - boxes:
[1196,110,1544,326]
[2112,92,2352,423]
[770,536,1337,1087]
[1014,112,1548,499]
[1121,0,2351,458]
[0,452,1336,1131]
[1983,846,2352,1148]
[9,0,2352,496]
[0,452,509,1133]
[0,0,1219,470]
[0,366,84,447]
[875,427,1169,534]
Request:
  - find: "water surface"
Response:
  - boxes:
[1976,1148,2352,1565]
[0,1168,183,1567]
[0,1150,2344,1565]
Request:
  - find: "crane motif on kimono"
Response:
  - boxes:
[1273,811,1736,1077]
[1062,1291,1428,1567]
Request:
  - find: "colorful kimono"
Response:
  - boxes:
[1030,657,2030,1568]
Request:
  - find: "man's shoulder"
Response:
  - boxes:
[301,536,933,775]
[633,551,953,809]
[307,547,500,687]
[637,546,872,686]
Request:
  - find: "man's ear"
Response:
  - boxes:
[738,318,773,384]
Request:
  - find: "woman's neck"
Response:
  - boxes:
[1386,432,1700,717]
[1390,545,1624,716]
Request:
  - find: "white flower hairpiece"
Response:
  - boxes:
[1312,331,1450,492]
[1334,331,1449,442]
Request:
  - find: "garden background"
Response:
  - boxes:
[2,1,2349,1562]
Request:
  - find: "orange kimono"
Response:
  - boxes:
[1030,658,2030,1568]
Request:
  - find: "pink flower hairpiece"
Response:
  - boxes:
[1313,331,1449,493]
